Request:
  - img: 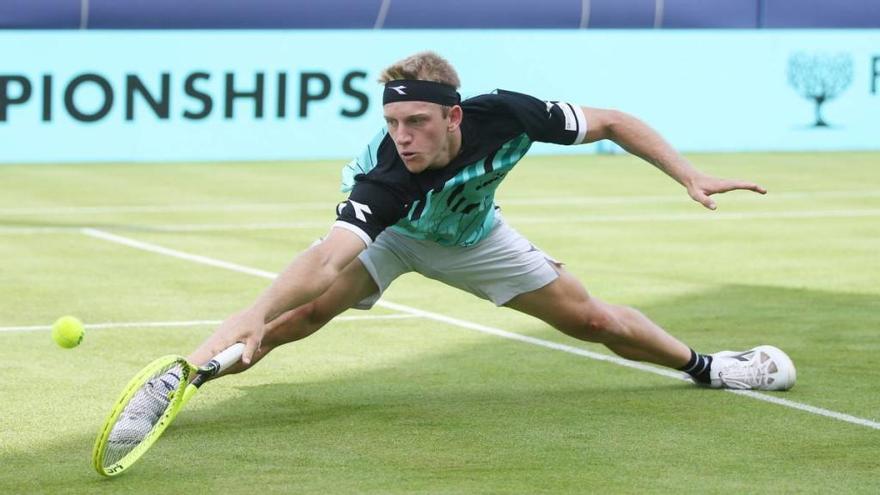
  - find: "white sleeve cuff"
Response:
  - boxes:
[571,103,588,145]
[332,221,372,248]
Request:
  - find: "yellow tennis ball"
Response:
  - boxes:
[52,316,84,349]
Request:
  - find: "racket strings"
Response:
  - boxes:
[101,362,184,467]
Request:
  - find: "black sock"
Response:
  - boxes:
[679,349,712,384]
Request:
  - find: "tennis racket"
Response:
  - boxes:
[92,342,245,477]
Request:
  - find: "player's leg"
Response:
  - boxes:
[391,218,689,369]
[503,268,691,368]
[504,269,797,390]
[187,257,379,374]
[405,218,725,382]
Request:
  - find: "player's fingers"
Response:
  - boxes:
[747,182,768,194]
[689,190,716,210]
[730,180,766,194]
[719,180,767,195]
[242,336,261,364]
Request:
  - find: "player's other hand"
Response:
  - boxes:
[214,309,266,365]
[685,173,767,210]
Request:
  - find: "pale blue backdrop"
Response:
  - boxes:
[1,30,877,163]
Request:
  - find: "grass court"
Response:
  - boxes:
[1,152,878,493]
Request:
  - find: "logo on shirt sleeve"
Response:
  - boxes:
[338,200,373,222]
[545,101,577,131]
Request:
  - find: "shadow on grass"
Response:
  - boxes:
[628,282,880,377]
[2,283,878,493]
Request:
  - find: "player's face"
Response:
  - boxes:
[383,101,460,173]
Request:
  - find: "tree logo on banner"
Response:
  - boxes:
[787,52,854,128]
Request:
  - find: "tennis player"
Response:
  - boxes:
[187,51,795,393]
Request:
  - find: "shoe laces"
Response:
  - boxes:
[718,352,775,389]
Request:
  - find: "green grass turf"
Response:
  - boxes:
[1,152,878,493]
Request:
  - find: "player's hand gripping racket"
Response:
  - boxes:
[92,343,245,477]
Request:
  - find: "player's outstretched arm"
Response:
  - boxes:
[580,107,766,209]
[193,227,366,365]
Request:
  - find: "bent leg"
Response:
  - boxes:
[505,269,691,369]
[188,258,378,375]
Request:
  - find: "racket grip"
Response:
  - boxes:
[206,343,246,376]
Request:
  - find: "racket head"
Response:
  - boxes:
[92,355,195,477]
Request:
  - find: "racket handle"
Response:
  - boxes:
[205,342,246,377]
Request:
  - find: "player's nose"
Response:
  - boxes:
[395,129,413,145]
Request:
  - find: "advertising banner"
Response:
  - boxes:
[1,30,878,162]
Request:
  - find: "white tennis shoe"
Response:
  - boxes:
[708,345,796,391]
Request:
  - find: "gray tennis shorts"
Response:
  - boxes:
[355,218,560,309]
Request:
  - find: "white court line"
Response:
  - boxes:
[1,190,878,215]
[505,189,880,205]
[0,314,420,333]
[0,222,325,234]
[82,227,279,278]
[79,227,880,431]
[2,208,879,235]
[376,300,684,380]
[510,209,880,224]
[0,202,329,215]
[376,301,880,431]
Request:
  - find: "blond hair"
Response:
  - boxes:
[378,51,461,88]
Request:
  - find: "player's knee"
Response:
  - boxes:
[290,302,337,338]
[261,302,335,349]
[302,301,336,329]
[263,307,309,347]
[574,307,619,342]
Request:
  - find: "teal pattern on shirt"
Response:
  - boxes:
[342,129,533,247]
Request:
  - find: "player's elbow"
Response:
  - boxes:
[309,247,345,291]
[599,109,629,139]
[298,224,367,298]
[583,107,628,143]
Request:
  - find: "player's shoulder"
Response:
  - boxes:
[463,89,544,115]
[463,89,584,145]
[342,128,399,192]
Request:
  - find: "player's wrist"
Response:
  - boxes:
[243,303,272,325]
[681,169,706,189]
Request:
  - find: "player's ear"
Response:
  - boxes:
[446,105,463,131]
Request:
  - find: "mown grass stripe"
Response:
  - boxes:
[80,227,880,431]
